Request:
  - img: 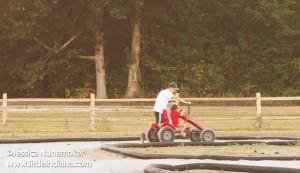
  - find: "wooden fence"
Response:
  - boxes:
[1,93,300,128]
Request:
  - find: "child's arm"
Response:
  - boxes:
[173,95,191,105]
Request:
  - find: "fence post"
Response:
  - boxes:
[256,92,262,128]
[175,93,179,106]
[90,93,95,130]
[2,93,7,126]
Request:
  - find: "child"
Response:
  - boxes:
[164,103,189,137]
[160,102,175,124]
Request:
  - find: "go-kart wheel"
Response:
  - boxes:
[190,129,201,141]
[200,129,215,142]
[158,126,174,142]
[145,128,158,142]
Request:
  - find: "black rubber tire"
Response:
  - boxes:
[200,129,215,142]
[145,128,159,142]
[158,126,174,142]
[190,129,201,141]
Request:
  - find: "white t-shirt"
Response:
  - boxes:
[153,89,174,113]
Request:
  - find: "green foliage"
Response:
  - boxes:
[0,0,299,97]
[141,0,300,97]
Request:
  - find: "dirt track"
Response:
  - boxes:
[1,139,300,173]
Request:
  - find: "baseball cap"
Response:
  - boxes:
[168,82,179,90]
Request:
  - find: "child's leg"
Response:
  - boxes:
[180,122,189,137]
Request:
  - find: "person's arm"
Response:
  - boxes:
[173,95,191,105]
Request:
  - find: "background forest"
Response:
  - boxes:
[0,0,299,98]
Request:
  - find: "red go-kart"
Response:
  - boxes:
[146,105,215,143]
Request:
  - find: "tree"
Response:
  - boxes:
[0,0,86,97]
[94,31,107,98]
[125,0,144,98]
[1,0,299,98]
[79,0,108,98]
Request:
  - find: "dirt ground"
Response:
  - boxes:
[82,148,127,160]
[80,143,300,173]
[173,171,242,173]
[82,148,249,173]
[182,171,242,173]
[129,144,300,157]
[82,148,244,173]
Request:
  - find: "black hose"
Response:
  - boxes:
[0,137,139,144]
[216,136,300,140]
[0,136,298,172]
[101,140,300,160]
[144,163,300,173]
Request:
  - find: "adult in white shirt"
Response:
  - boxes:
[153,82,191,124]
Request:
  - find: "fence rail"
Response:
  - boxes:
[5,97,300,103]
[1,93,300,128]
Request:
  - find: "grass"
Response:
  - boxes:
[0,106,300,138]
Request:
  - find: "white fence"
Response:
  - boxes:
[1,93,300,128]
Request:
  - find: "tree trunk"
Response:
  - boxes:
[94,31,107,98]
[125,17,141,98]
